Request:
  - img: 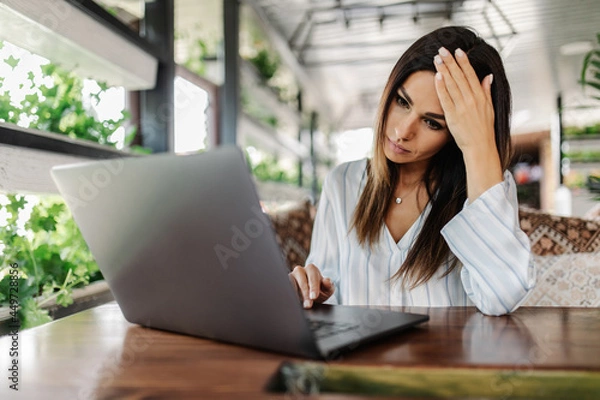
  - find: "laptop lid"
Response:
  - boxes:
[51,146,428,359]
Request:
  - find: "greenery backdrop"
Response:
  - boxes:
[0,41,135,328]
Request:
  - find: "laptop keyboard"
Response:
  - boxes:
[308,319,359,339]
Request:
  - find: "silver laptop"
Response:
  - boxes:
[51,146,428,359]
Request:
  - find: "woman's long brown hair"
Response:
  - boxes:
[350,26,513,288]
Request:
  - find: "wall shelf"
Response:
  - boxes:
[0,0,158,90]
[0,122,129,194]
[239,113,309,160]
[240,59,301,128]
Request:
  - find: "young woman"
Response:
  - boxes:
[289,26,535,316]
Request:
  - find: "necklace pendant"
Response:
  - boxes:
[395,197,402,204]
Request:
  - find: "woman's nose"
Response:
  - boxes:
[393,117,417,141]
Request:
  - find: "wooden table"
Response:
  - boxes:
[1,303,599,399]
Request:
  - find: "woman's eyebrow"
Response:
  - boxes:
[399,87,413,105]
[399,87,446,122]
[425,112,446,121]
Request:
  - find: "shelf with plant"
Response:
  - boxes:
[564,149,600,162]
[0,40,148,154]
[0,194,102,329]
[177,29,220,82]
[564,122,600,139]
[239,9,300,117]
[0,41,145,329]
[240,60,301,128]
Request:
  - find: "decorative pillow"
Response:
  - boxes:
[522,253,600,307]
[518,207,600,256]
[267,200,316,271]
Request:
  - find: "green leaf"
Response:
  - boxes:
[30,215,58,232]
[18,297,52,329]
[24,93,40,104]
[6,194,26,213]
[4,55,19,69]
[56,290,74,307]
[584,81,600,91]
[40,63,56,76]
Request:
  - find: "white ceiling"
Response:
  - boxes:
[100,0,600,135]
[250,0,600,134]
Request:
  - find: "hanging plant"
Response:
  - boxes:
[580,32,600,100]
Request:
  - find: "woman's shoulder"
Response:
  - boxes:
[326,158,369,185]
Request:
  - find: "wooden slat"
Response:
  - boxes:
[0,143,89,194]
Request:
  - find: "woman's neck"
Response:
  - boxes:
[396,163,427,189]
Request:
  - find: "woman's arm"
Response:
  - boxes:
[433,46,503,202]
[433,47,535,315]
[441,171,535,316]
[290,171,343,307]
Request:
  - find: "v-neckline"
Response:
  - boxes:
[384,202,431,251]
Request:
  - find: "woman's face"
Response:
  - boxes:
[383,71,452,167]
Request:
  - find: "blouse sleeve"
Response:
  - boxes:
[305,173,342,305]
[440,170,536,316]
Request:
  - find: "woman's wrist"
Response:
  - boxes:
[462,147,503,201]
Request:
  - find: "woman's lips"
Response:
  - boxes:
[387,138,411,154]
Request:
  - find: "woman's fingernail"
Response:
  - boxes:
[436,72,442,81]
[434,55,443,65]
[303,300,311,308]
[310,291,317,299]
[455,48,465,57]
[489,74,494,84]
[438,47,450,57]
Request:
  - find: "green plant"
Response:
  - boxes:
[0,40,139,149]
[249,48,280,81]
[183,38,210,77]
[0,41,137,329]
[0,195,100,329]
[564,149,600,162]
[580,32,600,100]
[564,123,600,137]
[247,153,298,185]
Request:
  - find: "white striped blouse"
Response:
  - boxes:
[305,159,536,316]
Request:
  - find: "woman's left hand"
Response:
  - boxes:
[433,47,495,154]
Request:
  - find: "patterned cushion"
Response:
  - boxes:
[522,253,600,307]
[267,200,316,270]
[518,207,600,256]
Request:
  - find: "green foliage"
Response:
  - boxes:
[240,87,279,128]
[248,48,280,81]
[0,41,143,150]
[564,123,600,137]
[248,154,298,185]
[580,32,600,100]
[184,38,210,77]
[0,195,100,329]
[564,149,600,162]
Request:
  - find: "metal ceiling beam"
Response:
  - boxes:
[242,0,330,123]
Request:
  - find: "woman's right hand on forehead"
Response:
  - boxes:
[288,264,335,308]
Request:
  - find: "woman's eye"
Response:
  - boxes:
[425,119,443,130]
[395,94,409,108]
